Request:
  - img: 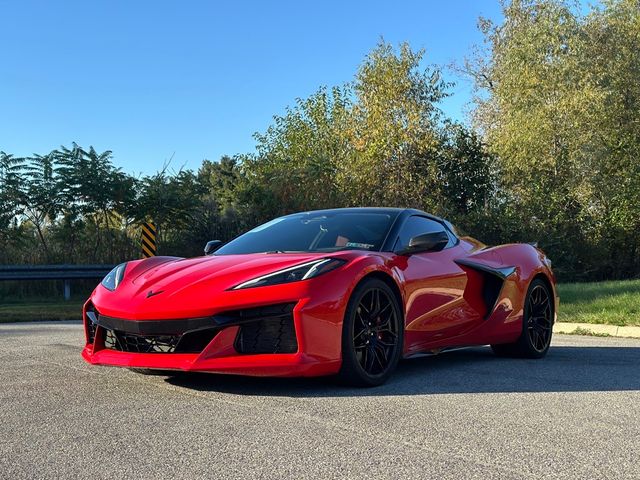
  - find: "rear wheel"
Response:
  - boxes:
[491,278,554,358]
[337,278,403,387]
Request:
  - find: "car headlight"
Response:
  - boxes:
[101,263,127,291]
[232,258,346,290]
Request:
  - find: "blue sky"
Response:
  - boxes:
[0,1,503,175]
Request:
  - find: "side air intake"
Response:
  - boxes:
[455,259,516,318]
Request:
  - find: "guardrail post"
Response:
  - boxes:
[64,280,71,301]
[141,222,157,258]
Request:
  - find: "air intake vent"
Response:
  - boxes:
[104,330,180,353]
[85,304,97,344]
[234,314,298,354]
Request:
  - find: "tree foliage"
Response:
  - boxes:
[466,0,640,279]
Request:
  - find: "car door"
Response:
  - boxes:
[393,216,484,351]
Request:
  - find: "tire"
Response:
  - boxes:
[337,278,404,387]
[491,278,554,359]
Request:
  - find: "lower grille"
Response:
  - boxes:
[104,329,180,353]
[235,315,298,354]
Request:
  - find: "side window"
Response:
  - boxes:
[395,216,448,251]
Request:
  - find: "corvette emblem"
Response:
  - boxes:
[146,290,164,298]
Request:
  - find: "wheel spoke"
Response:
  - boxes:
[378,302,392,316]
[360,347,368,368]
[353,329,367,346]
[365,347,375,371]
[372,347,385,371]
[375,342,389,362]
[377,328,397,338]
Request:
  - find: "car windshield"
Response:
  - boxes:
[215,211,397,255]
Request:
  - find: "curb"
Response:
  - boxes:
[554,322,640,338]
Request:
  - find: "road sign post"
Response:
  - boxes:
[141,222,157,258]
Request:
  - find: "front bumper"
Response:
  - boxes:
[81,348,339,377]
[81,297,344,377]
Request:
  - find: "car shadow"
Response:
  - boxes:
[165,345,640,397]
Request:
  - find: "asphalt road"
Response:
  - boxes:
[1,322,638,479]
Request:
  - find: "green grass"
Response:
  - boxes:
[0,296,84,323]
[558,279,640,327]
[1,279,639,326]
[566,326,612,337]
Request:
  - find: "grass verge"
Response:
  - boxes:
[0,297,84,323]
[557,279,640,327]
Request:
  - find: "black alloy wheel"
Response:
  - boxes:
[491,278,554,358]
[338,278,403,386]
[526,283,553,353]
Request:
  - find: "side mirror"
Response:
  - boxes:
[398,231,449,256]
[204,240,223,255]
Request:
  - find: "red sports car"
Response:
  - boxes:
[82,208,557,386]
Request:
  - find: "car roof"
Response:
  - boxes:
[291,207,446,223]
[274,207,456,253]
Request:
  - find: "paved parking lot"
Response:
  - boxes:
[1,322,638,479]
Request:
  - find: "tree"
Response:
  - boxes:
[343,41,451,208]
[55,143,137,261]
[242,86,352,216]
[19,151,65,261]
[465,0,640,278]
[134,167,206,254]
[437,123,495,217]
[0,152,23,235]
[243,41,454,215]
[199,155,242,211]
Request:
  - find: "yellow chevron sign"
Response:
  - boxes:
[141,222,157,258]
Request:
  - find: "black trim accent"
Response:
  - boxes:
[481,273,504,316]
[176,328,220,353]
[455,259,516,318]
[454,259,516,279]
[213,302,295,325]
[380,210,412,252]
[92,302,296,336]
[94,314,214,336]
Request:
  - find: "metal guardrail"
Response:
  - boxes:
[0,264,115,300]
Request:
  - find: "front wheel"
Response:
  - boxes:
[337,278,404,387]
[491,278,554,358]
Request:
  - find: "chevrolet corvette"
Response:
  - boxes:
[82,208,557,386]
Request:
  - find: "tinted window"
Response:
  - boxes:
[395,216,447,250]
[215,212,397,255]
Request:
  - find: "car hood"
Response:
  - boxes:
[129,253,326,291]
[91,252,350,319]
